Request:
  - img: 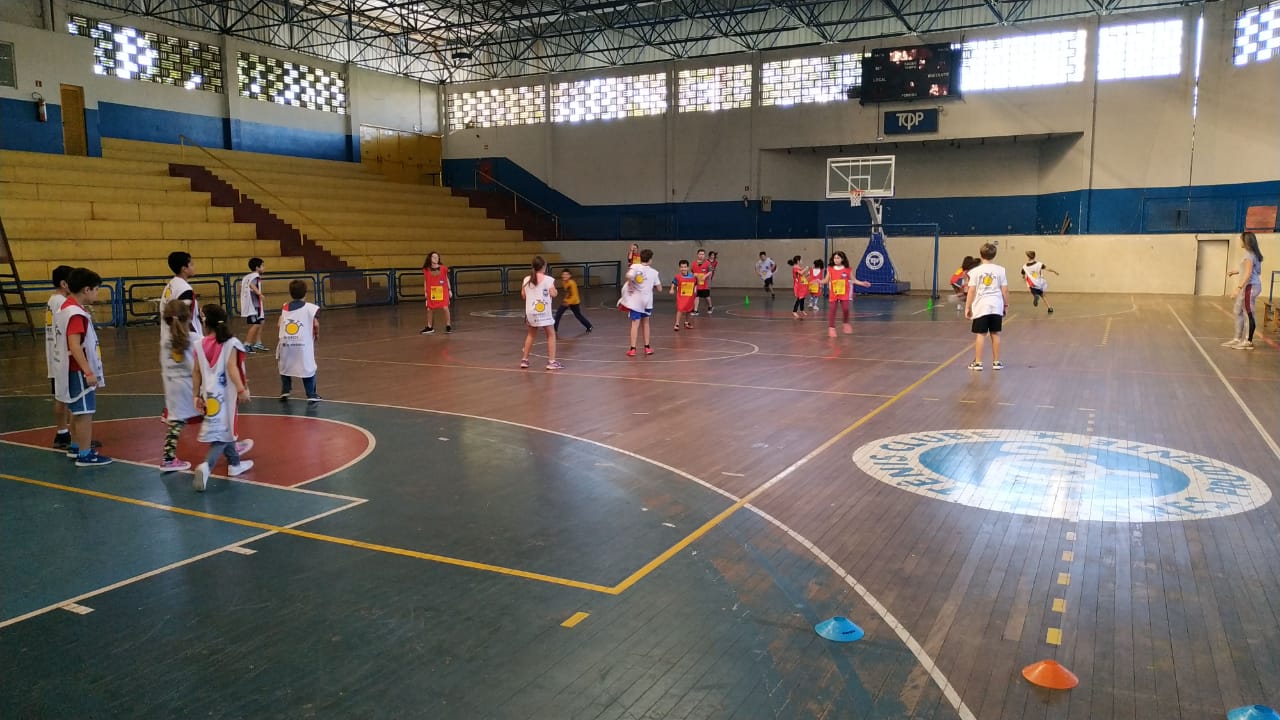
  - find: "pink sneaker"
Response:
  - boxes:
[160,458,191,473]
[235,439,254,457]
[828,327,837,337]
[626,348,637,357]
[644,346,654,355]
[843,323,853,334]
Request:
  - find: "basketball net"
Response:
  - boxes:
[848,188,863,208]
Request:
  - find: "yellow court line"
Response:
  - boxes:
[0,473,615,595]
[561,611,590,628]
[609,340,975,594]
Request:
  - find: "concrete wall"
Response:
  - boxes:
[0,1,441,160]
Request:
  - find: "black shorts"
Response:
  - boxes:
[244,314,264,325]
[696,289,711,298]
[763,277,774,288]
[1029,287,1044,297]
[951,283,963,294]
[971,314,1003,334]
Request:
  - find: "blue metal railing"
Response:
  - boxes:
[14,261,621,328]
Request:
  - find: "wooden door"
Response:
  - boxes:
[359,124,381,170]
[59,84,87,156]
[1194,239,1228,296]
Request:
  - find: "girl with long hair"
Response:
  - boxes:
[1224,231,1264,350]
[520,256,561,370]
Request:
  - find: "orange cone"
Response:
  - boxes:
[1021,660,1079,690]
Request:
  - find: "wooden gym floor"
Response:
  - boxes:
[1,288,1277,719]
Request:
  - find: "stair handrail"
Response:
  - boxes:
[176,135,362,257]
[473,168,561,240]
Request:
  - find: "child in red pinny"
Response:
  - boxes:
[824,250,871,337]
[788,255,809,318]
[669,260,697,330]
[420,251,452,335]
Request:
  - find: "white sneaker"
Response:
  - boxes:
[1221,339,1242,348]
[228,460,254,477]
[235,439,254,456]
[193,462,209,492]
[1235,340,1254,350]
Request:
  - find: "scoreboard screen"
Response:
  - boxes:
[860,43,963,104]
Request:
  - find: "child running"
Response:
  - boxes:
[46,265,74,451]
[53,268,112,466]
[824,251,871,337]
[520,256,561,370]
[1021,250,1059,314]
[669,259,696,330]
[240,257,268,351]
[192,304,254,492]
[277,280,321,401]
[807,259,824,312]
[554,269,593,333]
[788,255,809,318]
[619,248,660,356]
[158,299,202,472]
[965,243,1009,371]
[421,251,453,334]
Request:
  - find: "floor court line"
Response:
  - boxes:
[0,494,365,629]
[1170,306,1280,463]
[0,472,617,595]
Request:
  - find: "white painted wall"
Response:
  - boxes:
[444,5,1279,205]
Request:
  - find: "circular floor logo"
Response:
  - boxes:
[853,430,1271,522]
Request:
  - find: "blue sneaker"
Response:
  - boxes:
[75,450,113,467]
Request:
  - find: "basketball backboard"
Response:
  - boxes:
[826,155,895,199]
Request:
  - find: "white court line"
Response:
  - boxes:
[319,396,977,720]
[0,498,364,629]
[1169,306,1280,464]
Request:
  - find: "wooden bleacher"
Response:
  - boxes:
[100,139,558,274]
[0,149,310,320]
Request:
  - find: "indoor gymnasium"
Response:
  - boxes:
[1,1,1278,718]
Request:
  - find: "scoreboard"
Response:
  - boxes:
[860,43,963,104]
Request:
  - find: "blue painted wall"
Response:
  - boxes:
[231,117,354,162]
[0,97,64,154]
[97,102,227,149]
[445,157,1280,239]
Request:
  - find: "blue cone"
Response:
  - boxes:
[1228,706,1280,720]
[815,616,864,643]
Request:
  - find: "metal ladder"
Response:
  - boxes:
[0,216,35,336]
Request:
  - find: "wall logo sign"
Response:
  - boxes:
[853,430,1270,522]
[864,251,885,271]
[883,108,939,135]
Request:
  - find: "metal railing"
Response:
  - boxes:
[473,169,561,240]
[13,261,620,328]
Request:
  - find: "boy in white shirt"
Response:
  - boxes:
[619,248,661,356]
[45,266,74,449]
[964,243,1009,371]
[1020,250,1059,314]
[756,251,777,299]
[240,257,269,351]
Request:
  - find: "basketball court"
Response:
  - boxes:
[3,284,1277,719]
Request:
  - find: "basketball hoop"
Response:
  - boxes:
[849,188,864,207]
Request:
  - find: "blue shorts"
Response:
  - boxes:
[67,372,96,415]
[628,308,652,321]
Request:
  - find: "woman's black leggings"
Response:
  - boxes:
[793,298,805,312]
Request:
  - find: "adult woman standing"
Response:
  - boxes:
[1224,231,1264,350]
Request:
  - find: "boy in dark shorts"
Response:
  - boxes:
[964,243,1009,371]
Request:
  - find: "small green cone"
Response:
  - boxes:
[744,295,750,306]
[927,298,933,311]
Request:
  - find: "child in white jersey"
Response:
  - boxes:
[277,280,321,401]
[965,243,1010,371]
[53,267,112,466]
[1020,250,1059,314]
[159,299,202,472]
[192,304,254,492]
[46,265,74,450]
[240,257,268,352]
[160,251,200,423]
[520,256,561,370]
[619,248,660,356]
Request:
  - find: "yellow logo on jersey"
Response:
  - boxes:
[634,273,645,284]
[534,301,546,313]
[170,349,184,363]
[204,397,221,417]
[285,320,301,335]
[982,275,994,286]
[45,309,53,326]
